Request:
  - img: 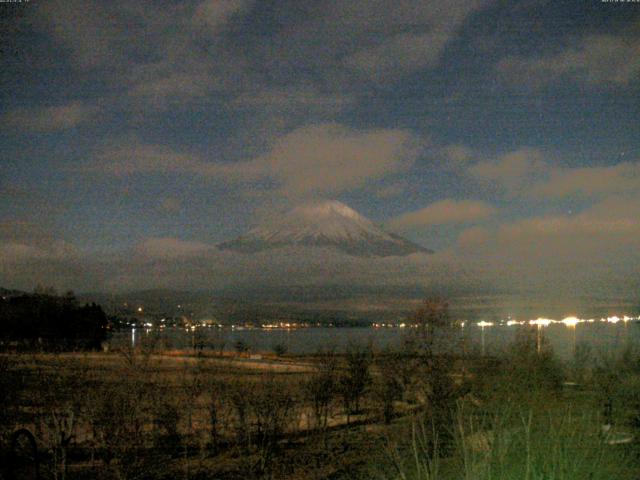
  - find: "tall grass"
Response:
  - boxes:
[386,420,441,480]
[388,400,635,480]
[384,327,640,480]
[459,405,632,480]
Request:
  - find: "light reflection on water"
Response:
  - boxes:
[114,319,640,361]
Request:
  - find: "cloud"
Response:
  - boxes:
[529,162,640,199]
[193,0,252,32]
[30,0,489,120]
[497,33,640,87]
[345,32,450,80]
[0,218,64,247]
[0,238,93,293]
[375,182,410,199]
[134,237,214,260]
[242,123,424,195]
[245,0,492,93]
[0,218,78,267]
[35,0,251,109]
[454,194,640,294]
[0,243,49,263]
[2,102,96,132]
[4,193,640,297]
[89,143,206,176]
[498,215,637,242]
[465,146,640,200]
[86,141,255,183]
[456,226,490,250]
[87,123,424,196]
[233,86,351,118]
[336,0,489,81]
[127,70,216,103]
[0,234,449,293]
[159,198,182,214]
[441,144,474,166]
[389,199,497,230]
[0,240,78,264]
[486,197,640,268]
[102,246,452,293]
[36,0,127,70]
[468,148,548,196]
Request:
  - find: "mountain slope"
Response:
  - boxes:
[218,200,432,257]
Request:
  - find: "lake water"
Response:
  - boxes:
[111,319,640,361]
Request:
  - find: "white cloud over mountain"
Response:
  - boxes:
[87,123,424,197]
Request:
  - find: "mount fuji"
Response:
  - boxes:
[217,200,432,257]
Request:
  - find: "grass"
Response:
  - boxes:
[382,341,640,480]
[460,407,632,479]
[385,402,637,480]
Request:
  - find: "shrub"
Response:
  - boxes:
[272,343,288,356]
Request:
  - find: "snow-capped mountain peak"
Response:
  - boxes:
[293,200,366,222]
[218,200,432,257]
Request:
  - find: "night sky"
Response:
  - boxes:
[1,0,639,296]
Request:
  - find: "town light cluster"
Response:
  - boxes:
[473,315,639,328]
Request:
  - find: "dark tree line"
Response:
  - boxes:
[0,290,109,350]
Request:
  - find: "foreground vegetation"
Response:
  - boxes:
[1,304,640,479]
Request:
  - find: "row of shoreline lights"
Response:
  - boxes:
[475,315,639,328]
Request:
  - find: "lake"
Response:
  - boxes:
[111,317,640,361]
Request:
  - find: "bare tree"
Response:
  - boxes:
[339,343,372,422]
[405,298,460,454]
[373,348,411,424]
[406,298,451,357]
[247,374,299,474]
[222,373,300,475]
[304,350,338,449]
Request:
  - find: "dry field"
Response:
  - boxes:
[2,334,640,480]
